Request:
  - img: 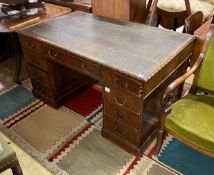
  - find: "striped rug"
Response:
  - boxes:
[0,81,188,175]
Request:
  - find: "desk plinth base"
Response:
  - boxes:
[102,128,158,156]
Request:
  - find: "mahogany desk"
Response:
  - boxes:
[18,12,195,155]
[0,3,71,82]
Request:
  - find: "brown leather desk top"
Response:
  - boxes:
[18,11,195,82]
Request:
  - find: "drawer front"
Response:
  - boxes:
[79,60,101,79]
[23,50,48,71]
[104,101,141,130]
[47,47,101,79]
[104,69,142,96]
[26,64,49,85]
[31,80,52,97]
[19,35,43,53]
[104,87,141,114]
[103,115,139,145]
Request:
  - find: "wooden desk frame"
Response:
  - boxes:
[18,12,195,155]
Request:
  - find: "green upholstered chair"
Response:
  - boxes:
[0,136,23,175]
[155,19,214,157]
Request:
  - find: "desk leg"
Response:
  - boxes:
[12,33,22,84]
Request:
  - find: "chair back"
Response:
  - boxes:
[197,24,214,92]
[185,11,203,34]
[148,0,191,30]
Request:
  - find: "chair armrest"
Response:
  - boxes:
[162,20,214,111]
[161,52,205,111]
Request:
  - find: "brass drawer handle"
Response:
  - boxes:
[82,62,93,71]
[115,78,128,89]
[28,42,36,49]
[114,111,127,120]
[48,49,58,59]
[114,96,127,107]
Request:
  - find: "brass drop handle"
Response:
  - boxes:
[81,62,85,69]
[114,96,127,107]
[114,111,127,120]
[28,42,36,49]
[115,78,128,89]
[48,49,58,59]
[82,62,93,71]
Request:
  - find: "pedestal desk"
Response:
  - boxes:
[18,12,196,155]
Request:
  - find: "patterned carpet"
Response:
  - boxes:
[0,80,213,175]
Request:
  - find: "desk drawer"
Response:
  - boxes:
[104,88,141,114]
[79,60,101,79]
[104,101,141,130]
[26,64,49,85]
[19,36,43,53]
[104,69,142,96]
[103,115,139,146]
[47,47,101,79]
[23,50,48,71]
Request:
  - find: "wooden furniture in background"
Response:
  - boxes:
[185,11,203,35]
[148,0,191,31]
[0,0,45,18]
[191,18,213,66]
[155,19,214,158]
[0,3,71,83]
[18,12,195,155]
[92,0,147,23]
[44,0,92,12]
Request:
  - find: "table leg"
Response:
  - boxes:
[11,33,22,84]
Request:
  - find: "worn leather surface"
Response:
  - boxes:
[18,12,195,82]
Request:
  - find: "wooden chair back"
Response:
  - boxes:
[190,18,214,95]
[148,0,191,31]
[185,11,203,34]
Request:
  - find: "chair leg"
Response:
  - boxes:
[154,129,165,157]
[156,15,161,27]
[11,159,23,175]
[173,17,178,31]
